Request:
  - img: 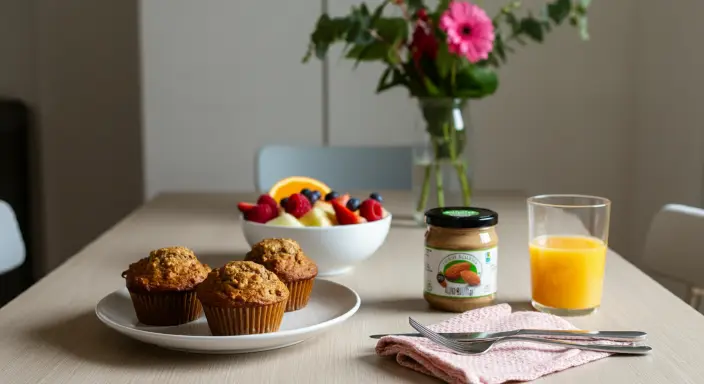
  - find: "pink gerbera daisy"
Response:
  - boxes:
[440,1,495,63]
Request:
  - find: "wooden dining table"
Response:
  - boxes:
[1,192,704,383]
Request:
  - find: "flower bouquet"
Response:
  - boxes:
[304,0,590,218]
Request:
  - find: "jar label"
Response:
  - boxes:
[424,246,498,298]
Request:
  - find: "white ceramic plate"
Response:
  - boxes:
[95,279,360,354]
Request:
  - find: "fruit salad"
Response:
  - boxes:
[237,177,390,227]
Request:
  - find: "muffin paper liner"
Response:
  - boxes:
[202,300,287,336]
[285,279,315,312]
[129,290,202,326]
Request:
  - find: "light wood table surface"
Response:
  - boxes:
[1,192,704,383]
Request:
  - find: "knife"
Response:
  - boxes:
[369,329,647,342]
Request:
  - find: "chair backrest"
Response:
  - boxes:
[0,200,25,275]
[255,145,413,193]
[643,204,704,287]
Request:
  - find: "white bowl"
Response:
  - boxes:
[241,215,391,276]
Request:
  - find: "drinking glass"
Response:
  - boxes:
[527,194,611,316]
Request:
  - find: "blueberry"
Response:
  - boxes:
[301,188,311,196]
[325,191,340,201]
[346,198,361,211]
[311,190,321,203]
[369,192,383,203]
[308,192,320,204]
[280,197,289,208]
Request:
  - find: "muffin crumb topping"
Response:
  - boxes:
[245,238,318,282]
[196,261,289,308]
[123,246,210,293]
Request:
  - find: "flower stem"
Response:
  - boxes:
[455,161,472,206]
[416,164,432,212]
[443,122,457,161]
[435,161,445,207]
[431,137,445,207]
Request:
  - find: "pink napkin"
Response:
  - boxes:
[376,304,620,384]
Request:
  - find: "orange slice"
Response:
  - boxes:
[268,176,332,203]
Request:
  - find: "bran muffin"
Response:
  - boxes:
[196,261,289,335]
[245,238,317,312]
[122,246,210,326]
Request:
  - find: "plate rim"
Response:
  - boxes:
[95,278,361,342]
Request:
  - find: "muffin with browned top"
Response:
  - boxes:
[122,246,210,326]
[245,238,317,312]
[196,261,289,335]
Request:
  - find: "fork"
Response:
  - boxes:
[408,318,652,356]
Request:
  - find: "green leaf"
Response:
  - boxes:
[371,1,388,25]
[346,41,388,66]
[453,64,498,99]
[569,15,579,26]
[505,12,522,35]
[374,17,408,41]
[521,17,544,42]
[302,43,314,63]
[435,43,453,78]
[436,0,451,13]
[376,67,392,93]
[376,67,407,93]
[360,3,371,17]
[469,65,499,95]
[315,42,330,60]
[547,0,571,24]
[305,14,353,61]
[387,35,404,65]
[423,77,442,96]
[347,6,373,45]
[493,33,507,62]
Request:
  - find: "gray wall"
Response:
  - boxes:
[0,0,144,276]
[631,1,704,259]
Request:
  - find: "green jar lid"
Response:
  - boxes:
[424,207,498,229]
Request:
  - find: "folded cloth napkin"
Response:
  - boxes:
[376,304,619,384]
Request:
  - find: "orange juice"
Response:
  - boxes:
[529,235,606,310]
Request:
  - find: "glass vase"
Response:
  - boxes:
[412,98,473,223]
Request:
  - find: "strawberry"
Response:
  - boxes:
[332,200,362,225]
[335,193,350,207]
[359,199,384,222]
[285,193,312,219]
[237,202,256,214]
[245,204,276,223]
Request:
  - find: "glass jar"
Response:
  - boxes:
[412,98,474,224]
[423,207,499,312]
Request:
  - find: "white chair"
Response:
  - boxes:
[255,145,413,193]
[0,200,25,275]
[642,204,704,309]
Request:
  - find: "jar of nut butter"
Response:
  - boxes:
[424,207,499,312]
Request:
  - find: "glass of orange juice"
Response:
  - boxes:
[528,194,611,316]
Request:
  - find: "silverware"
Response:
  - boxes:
[408,318,652,356]
[370,329,647,342]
